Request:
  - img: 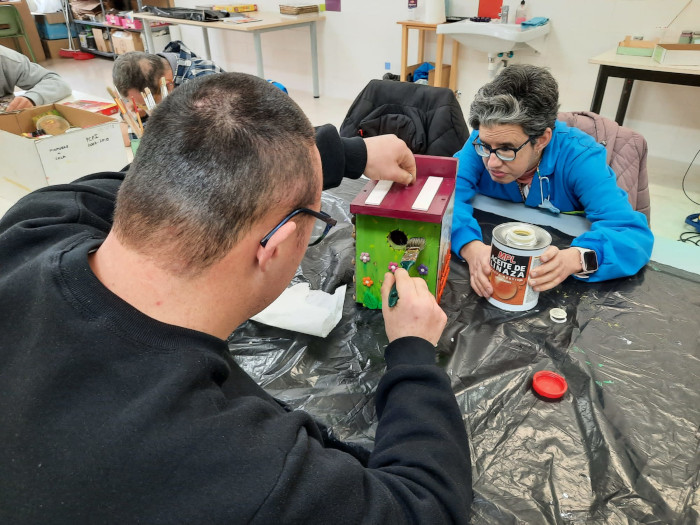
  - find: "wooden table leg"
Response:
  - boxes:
[417,28,425,64]
[449,39,459,92]
[434,34,445,87]
[400,25,409,82]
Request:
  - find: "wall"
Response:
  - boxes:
[173,0,700,170]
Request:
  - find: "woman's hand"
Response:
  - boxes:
[528,246,582,292]
[460,241,493,297]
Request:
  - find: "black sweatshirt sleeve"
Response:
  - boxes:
[315,124,367,190]
[252,336,473,524]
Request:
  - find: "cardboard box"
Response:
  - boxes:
[105,13,123,25]
[150,28,171,52]
[92,27,113,53]
[406,62,452,88]
[0,104,128,203]
[111,30,144,54]
[122,18,143,30]
[652,43,700,66]
[34,12,77,39]
[41,38,72,58]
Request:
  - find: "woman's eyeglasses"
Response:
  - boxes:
[260,208,337,247]
[472,136,534,162]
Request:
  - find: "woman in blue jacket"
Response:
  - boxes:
[452,64,654,297]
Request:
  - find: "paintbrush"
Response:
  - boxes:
[160,76,169,99]
[387,237,426,307]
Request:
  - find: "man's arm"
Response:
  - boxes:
[252,270,472,524]
[315,124,416,190]
[1,47,71,108]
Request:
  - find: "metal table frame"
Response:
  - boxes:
[589,48,700,125]
[133,11,324,98]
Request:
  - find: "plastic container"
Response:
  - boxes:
[407,0,417,20]
[36,114,71,136]
[515,0,527,24]
[86,31,96,50]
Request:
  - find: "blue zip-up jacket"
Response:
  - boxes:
[452,121,654,282]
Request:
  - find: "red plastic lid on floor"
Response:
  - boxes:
[532,370,568,399]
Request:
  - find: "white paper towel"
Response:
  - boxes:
[251,283,346,338]
[422,0,446,24]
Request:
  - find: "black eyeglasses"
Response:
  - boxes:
[260,207,337,248]
[472,136,533,162]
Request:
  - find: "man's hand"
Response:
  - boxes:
[6,96,34,112]
[381,269,446,346]
[363,135,416,186]
[528,246,582,292]
[460,241,493,297]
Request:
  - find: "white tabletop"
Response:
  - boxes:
[589,48,700,76]
[133,11,325,32]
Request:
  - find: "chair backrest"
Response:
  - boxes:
[0,5,24,38]
[557,110,651,224]
[340,79,470,157]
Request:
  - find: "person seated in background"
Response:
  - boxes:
[112,40,222,111]
[452,64,654,297]
[113,40,416,187]
[0,72,472,523]
[0,44,71,111]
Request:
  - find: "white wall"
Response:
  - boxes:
[173,0,700,168]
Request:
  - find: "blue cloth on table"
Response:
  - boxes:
[521,17,549,27]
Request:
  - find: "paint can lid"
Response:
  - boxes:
[532,370,568,399]
[549,308,567,323]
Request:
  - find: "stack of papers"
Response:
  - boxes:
[279,3,319,15]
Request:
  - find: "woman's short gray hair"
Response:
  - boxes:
[468,64,560,139]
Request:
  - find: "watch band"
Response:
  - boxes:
[573,247,597,277]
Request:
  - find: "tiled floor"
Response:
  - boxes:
[9,56,700,250]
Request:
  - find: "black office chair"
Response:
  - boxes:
[340,79,469,157]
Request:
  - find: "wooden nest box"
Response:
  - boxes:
[349,154,457,309]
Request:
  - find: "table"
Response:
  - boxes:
[589,48,700,125]
[133,11,324,98]
[397,20,459,91]
[228,177,699,523]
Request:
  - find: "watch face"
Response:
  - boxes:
[583,250,598,272]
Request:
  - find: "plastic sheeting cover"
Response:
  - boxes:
[228,179,700,524]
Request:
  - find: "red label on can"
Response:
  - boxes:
[489,245,535,305]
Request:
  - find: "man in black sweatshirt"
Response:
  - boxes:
[0,72,472,523]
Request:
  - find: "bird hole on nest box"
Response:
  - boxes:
[349,154,457,309]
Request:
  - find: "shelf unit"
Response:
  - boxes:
[67,0,162,58]
[397,20,460,92]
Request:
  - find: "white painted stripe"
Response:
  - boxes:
[365,180,393,206]
[412,176,442,211]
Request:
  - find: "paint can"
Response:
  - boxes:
[487,222,552,311]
